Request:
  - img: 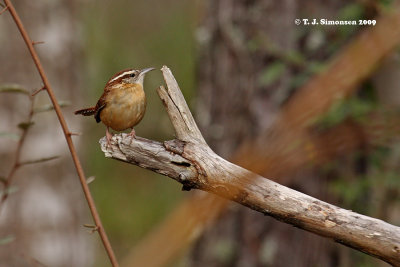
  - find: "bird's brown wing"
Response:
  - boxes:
[94,90,108,123]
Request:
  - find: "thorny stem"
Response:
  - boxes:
[2,1,119,266]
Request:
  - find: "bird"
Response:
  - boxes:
[74,67,155,146]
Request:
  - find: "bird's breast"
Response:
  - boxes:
[100,84,146,131]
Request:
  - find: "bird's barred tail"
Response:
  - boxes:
[74,107,96,116]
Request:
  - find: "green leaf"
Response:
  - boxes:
[33,101,71,113]
[0,132,20,141]
[337,4,364,38]
[307,61,326,74]
[290,73,309,88]
[212,239,235,263]
[0,235,15,246]
[86,176,96,184]
[17,121,34,130]
[313,100,349,129]
[83,224,99,234]
[20,156,60,166]
[0,186,19,198]
[258,62,286,86]
[83,224,97,229]
[378,0,395,10]
[338,3,364,21]
[0,84,29,95]
[285,51,305,65]
[313,97,376,130]
[349,98,376,120]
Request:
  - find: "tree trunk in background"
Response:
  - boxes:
[190,1,380,266]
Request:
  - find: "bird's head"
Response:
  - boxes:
[107,67,155,87]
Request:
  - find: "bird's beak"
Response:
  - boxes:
[135,67,155,86]
[140,67,155,75]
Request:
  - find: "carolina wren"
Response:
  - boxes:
[75,68,155,146]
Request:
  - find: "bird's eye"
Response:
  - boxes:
[130,73,136,77]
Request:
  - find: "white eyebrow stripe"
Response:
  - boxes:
[109,70,135,82]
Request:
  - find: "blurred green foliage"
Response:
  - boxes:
[313,96,377,130]
[0,235,16,246]
[0,83,29,95]
[379,0,396,9]
[331,147,400,213]
[290,60,327,89]
[258,62,286,87]
[337,2,364,37]
[320,84,400,265]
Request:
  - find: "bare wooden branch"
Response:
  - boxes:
[100,66,400,265]
[159,66,206,144]
[102,136,197,183]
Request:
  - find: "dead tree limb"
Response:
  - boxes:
[100,66,400,266]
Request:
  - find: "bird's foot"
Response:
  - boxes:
[128,128,136,145]
[105,127,114,150]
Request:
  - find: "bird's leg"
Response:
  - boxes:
[128,128,136,144]
[106,127,113,149]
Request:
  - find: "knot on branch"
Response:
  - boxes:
[164,139,186,155]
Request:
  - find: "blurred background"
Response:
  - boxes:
[1,0,400,266]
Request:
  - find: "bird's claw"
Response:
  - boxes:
[105,127,114,151]
[127,129,136,145]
